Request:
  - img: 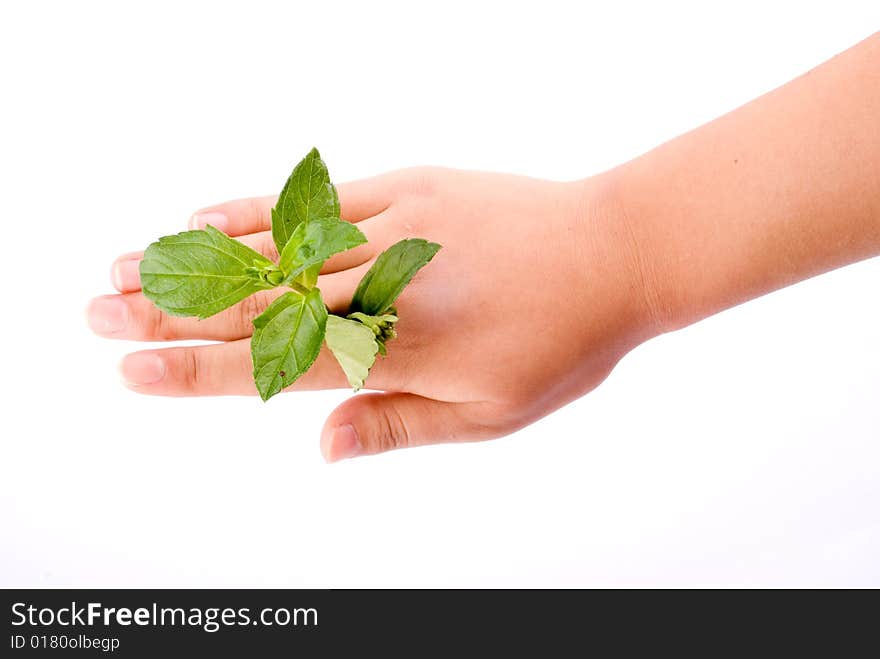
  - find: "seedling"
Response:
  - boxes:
[139,148,440,400]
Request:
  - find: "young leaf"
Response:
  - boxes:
[298,263,322,289]
[347,311,398,355]
[325,315,379,391]
[278,216,366,284]
[347,311,399,334]
[350,239,441,315]
[140,225,276,319]
[251,289,328,401]
[271,147,340,254]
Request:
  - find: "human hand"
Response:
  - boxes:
[88,168,658,461]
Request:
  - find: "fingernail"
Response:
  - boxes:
[111,258,141,292]
[87,297,129,334]
[326,424,362,463]
[189,211,228,232]
[119,352,166,386]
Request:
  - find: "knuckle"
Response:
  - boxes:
[145,305,173,340]
[235,293,267,333]
[179,347,202,391]
[374,403,411,452]
[247,197,269,230]
[392,167,448,235]
[401,166,441,199]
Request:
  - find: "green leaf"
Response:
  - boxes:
[351,239,441,315]
[251,289,328,401]
[140,225,276,319]
[271,147,340,254]
[278,216,366,284]
[325,315,379,391]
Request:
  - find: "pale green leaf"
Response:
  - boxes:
[140,225,275,319]
[325,315,379,391]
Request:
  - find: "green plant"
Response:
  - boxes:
[139,148,440,400]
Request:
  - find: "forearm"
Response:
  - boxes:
[608,32,880,332]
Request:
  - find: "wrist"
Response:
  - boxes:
[568,171,680,343]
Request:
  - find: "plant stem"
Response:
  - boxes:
[288,280,311,296]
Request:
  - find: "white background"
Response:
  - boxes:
[1,1,878,587]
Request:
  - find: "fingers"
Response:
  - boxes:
[110,252,145,293]
[119,341,350,396]
[119,332,406,396]
[320,394,494,462]
[189,197,274,236]
[111,201,394,294]
[111,170,412,293]
[184,171,402,240]
[90,262,371,342]
[336,174,397,221]
[88,289,283,342]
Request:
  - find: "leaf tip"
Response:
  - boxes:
[254,373,278,402]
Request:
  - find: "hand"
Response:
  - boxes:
[88,34,880,462]
[88,168,658,461]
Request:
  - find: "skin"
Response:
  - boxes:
[88,33,880,462]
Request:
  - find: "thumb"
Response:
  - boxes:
[320,392,487,462]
